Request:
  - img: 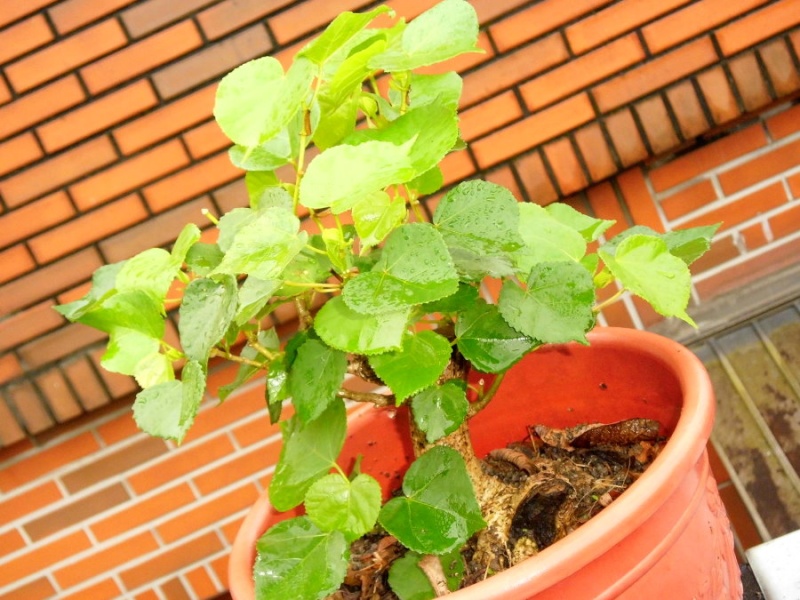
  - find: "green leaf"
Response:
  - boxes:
[411,381,469,443]
[343,223,458,314]
[214,56,316,147]
[305,473,382,541]
[235,276,282,326]
[407,166,443,196]
[323,35,388,107]
[513,203,587,275]
[368,330,452,403]
[409,72,463,109]
[499,261,596,345]
[277,248,333,296]
[171,223,201,263]
[218,330,276,401]
[434,180,524,256]
[185,243,224,276]
[661,225,718,265]
[132,350,174,388]
[131,360,206,443]
[313,92,359,149]
[77,290,165,338]
[456,299,538,373]
[54,262,124,321]
[245,171,284,209]
[116,248,181,302]
[254,516,348,600]
[228,134,292,171]
[369,0,481,72]
[212,207,308,279]
[321,226,355,275]
[378,446,485,554]
[352,191,407,250]
[178,275,238,362]
[299,6,392,65]
[314,295,407,355]
[388,553,436,600]
[101,328,159,376]
[599,234,695,325]
[299,139,416,213]
[267,356,289,424]
[269,400,347,511]
[288,339,347,423]
[421,283,479,315]
[545,202,615,242]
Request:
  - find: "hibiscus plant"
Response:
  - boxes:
[56,1,716,597]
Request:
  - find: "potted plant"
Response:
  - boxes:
[56,1,742,598]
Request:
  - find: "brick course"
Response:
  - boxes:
[1,1,799,597]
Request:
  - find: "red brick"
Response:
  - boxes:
[617,168,664,231]
[114,84,216,155]
[514,151,559,205]
[198,0,294,40]
[18,322,106,370]
[666,81,711,140]
[682,182,788,231]
[1,577,56,600]
[100,197,215,262]
[88,348,138,399]
[119,531,223,590]
[0,245,35,285]
[659,179,719,221]
[0,432,99,492]
[0,132,43,177]
[183,120,229,159]
[50,0,137,34]
[586,180,632,236]
[729,52,773,112]
[0,353,23,386]
[158,483,259,543]
[0,192,75,249]
[574,123,618,182]
[143,152,241,213]
[92,483,195,541]
[759,39,800,98]
[6,20,127,93]
[642,0,769,54]
[185,566,218,599]
[439,149,476,186]
[122,0,218,38]
[688,234,740,274]
[62,356,110,411]
[38,81,158,153]
[470,0,537,24]
[740,221,769,250]
[697,67,742,125]
[6,381,53,434]
[567,0,691,55]
[696,236,800,300]
[635,95,681,155]
[54,531,160,589]
[152,25,272,99]
[269,0,372,45]
[472,94,595,168]
[605,109,648,168]
[543,138,588,195]
[719,138,800,194]
[593,37,719,112]
[649,124,767,192]
[127,434,236,495]
[29,195,146,264]
[769,201,800,239]
[0,401,26,446]
[0,75,85,140]
[459,91,524,141]
[0,0,60,28]
[765,103,800,140]
[0,137,118,208]
[80,21,203,94]
[521,33,645,111]
[716,0,800,56]
[0,528,26,559]
[69,140,190,210]
[59,579,123,600]
[0,15,54,64]
[0,247,103,315]
[485,165,524,202]
[490,0,612,51]
[598,292,637,328]
[0,302,63,354]
[790,171,800,199]
[461,33,569,107]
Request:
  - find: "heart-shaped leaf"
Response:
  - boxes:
[288,339,347,423]
[368,330,452,402]
[411,381,469,443]
[343,223,458,314]
[314,296,407,355]
[254,516,348,600]
[178,275,238,362]
[305,473,382,541]
[513,203,587,275]
[378,446,485,554]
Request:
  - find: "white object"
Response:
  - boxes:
[746,528,800,599]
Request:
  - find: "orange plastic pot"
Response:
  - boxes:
[229,327,743,599]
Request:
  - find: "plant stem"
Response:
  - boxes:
[337,388,393,406]
[467,371,506,418]
[209,348,267,369]
[593,288,625,313]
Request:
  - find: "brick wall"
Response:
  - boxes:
[1,0,799,598]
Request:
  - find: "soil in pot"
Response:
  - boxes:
[331,417,666,599]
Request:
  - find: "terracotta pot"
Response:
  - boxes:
[229,327,743,599]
